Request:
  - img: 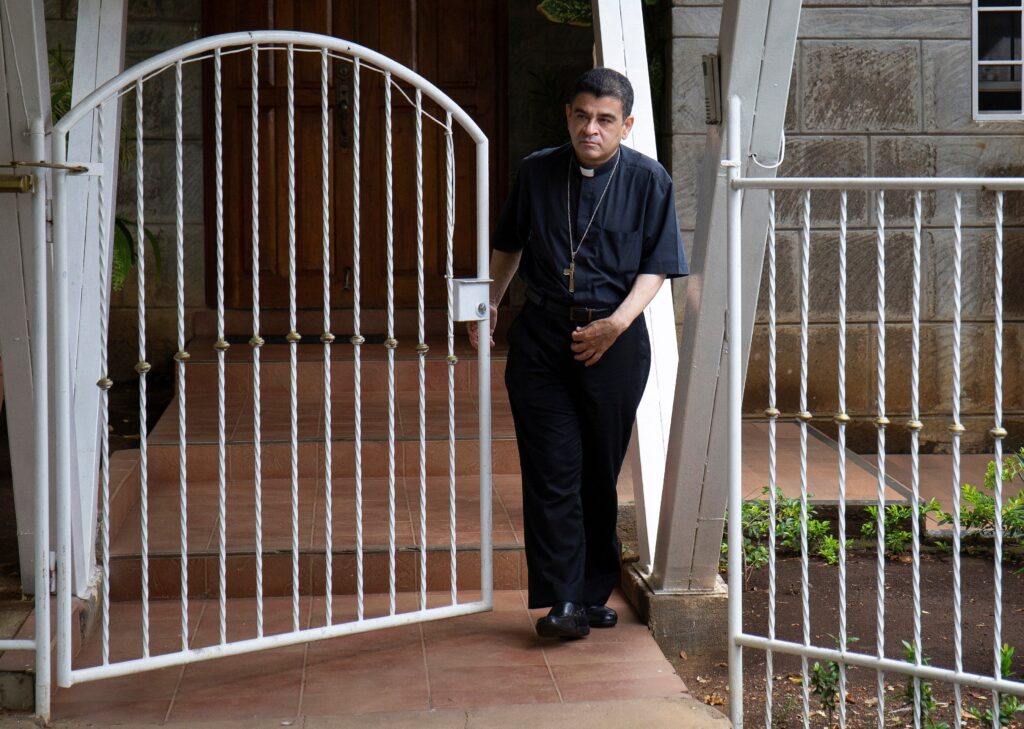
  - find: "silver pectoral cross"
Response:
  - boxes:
[563,261,575,294]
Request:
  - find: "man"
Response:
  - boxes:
[470,68,687,639]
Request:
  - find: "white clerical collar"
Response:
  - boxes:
[579,166,595,178]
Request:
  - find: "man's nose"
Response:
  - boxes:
[583,118,600,135]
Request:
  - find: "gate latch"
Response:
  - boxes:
[450,278,492,322]
[0,174,33,193]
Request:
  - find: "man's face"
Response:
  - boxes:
[565,92,634,167]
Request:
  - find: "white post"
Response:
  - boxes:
[653,0,802,592]
[591,0,678,568]
[725,94,743,729]
[30,116,50,721]
[63,0,128,598]
[477,137,493,608]
[0,0,51,597]
[51,131,73,689]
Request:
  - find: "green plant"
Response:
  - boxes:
[862,498,944,556]
[966,644,1024,728]
[901,640,948,729]
[940,449,1024,540]
[722,486,852,577]
[809,634,857,726]
[49,46,160,292]
[535,0,659,26]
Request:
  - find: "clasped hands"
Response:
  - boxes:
[468,305,627,367]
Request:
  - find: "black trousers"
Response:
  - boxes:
[504,300,651,609]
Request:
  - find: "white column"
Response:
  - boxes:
[652,0,801,592]
[591,0,678,569]
[62,0,128,597]
[0,0,51,596]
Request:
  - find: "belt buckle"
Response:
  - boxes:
[569,306,592,323]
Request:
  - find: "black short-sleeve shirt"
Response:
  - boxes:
[492,143,688,307]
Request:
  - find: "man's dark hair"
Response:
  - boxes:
[570,67,634,119]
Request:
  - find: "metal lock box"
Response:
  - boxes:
[450,278,492,322]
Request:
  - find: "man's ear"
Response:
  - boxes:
[621,115,635,139]
[565,103,573,124]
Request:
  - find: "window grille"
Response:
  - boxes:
[973,0,1024,120]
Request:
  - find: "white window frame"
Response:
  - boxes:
[972,1,1024,120]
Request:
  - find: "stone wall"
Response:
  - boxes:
[668,0,1024,453]
[46,0,203,382]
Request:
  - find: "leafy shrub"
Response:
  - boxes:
[939,448,1024,539]
[862,499,944,556]
[723,486,852,576]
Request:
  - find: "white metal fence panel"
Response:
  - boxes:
[726,95,1024,729]
[48,31,492,689]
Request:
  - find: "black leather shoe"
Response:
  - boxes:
[585,605,618,628]
[535,601,590,639]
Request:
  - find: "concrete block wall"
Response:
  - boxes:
[668,0,1024,454]
[46,0,203,381]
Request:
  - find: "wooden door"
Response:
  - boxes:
[203,0,506,310]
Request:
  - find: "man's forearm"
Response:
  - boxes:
[609,273,666,330]
[489,249,522,307]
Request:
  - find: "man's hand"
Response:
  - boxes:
[467,303,498,350]
[570,315,627,366]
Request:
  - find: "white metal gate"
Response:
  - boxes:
[48,31,492,688]
[725,95,1024,728]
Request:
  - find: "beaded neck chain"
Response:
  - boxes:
[563,148,621,294]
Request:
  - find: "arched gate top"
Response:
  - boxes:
[53,30,487,145]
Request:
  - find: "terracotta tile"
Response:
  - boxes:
[170,658,303,722]
[552,662,686,702]
[53,697,173,724]
[427,664,558,708]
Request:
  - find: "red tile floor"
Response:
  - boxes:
[51,590,687,725]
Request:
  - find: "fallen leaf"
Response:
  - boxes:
[696,675,710,685]
[865,697,878,707]
[703,693,726,706]
[716,662,728,668]
[679,650,687,661]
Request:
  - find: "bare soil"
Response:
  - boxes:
[669,554,1024,728]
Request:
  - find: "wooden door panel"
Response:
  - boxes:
[204,0,505,311]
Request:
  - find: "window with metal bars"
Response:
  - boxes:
[974,0,1024,119]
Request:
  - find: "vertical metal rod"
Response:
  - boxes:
[174,59,189,653]
[836,189,849,729]
[951,190,964,727]
[135,78,151,660]
[214,46,228,647]
[874,188,888,727]
[52,130,72,689]
[286,43,300,635]
[250,43,265,638]
[94,106,112,668]
[910,190,924,729]
[797,189,812,729]
[445,114,458,605]
[476,136,492,610]
[765,189,777,729]
[384,73,398,616]
[726,94,743,729]
[320,47,334,628]
[30,116,50,719]
[992,190,1006,726]
[415,88,428,612]
[351,57,365,622]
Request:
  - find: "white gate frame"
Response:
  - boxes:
[725,94,1024,728]
[48,31,492,688]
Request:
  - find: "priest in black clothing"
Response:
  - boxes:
[469,67,688,639]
